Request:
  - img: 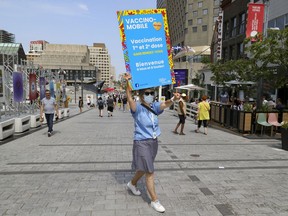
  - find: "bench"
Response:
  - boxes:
[63,108,70,117]
[0,119,15,140]
[15,116,31,133]
[30,114,41,128]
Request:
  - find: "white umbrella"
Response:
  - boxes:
[173,46,196,59]
[175,84,205,91]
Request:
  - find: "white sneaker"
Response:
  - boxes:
[127,181,141,196]
[151,200,165,213]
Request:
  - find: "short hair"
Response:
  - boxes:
[202,95,208,101]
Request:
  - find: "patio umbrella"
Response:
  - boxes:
[173,46,195,59]
[175,84,205,91]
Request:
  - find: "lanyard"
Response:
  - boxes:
[149,105,157,139]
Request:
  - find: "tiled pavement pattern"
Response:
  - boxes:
[0,105,287,216]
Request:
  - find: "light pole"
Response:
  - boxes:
[256,0,270,110]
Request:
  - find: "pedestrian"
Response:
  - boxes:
[87,96,91,108]
[106,95,115,117]
[195,95,210,135]
[122,95,128,112]
[97,97,104,117]
[173,93,187,135]
[117,96,122,110]
[40,90,59,137]
[124,73,180,213]
[78,96,83,113]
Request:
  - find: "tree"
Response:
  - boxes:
[209,28,288,89]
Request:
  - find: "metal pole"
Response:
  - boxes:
[256,0,269,110]
[74,71,77,104]
[81,66,83,101]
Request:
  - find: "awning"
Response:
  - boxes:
[173,45,211,60]
[225,80,256,85]
[103,87,115,92]
[175,84,205,91]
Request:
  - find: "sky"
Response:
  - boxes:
[0,0,156,79]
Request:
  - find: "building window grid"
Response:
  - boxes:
[202,25,207,31]
[203,9,208,15]
[231,17,237,37]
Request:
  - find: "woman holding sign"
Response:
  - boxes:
[124,73,180,213]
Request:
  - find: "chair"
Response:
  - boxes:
[268,113,282,136]
[256,113,272,135]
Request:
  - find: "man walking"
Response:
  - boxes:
[40,90,58,137]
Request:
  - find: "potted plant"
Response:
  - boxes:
[280,121,288,150]
[238,103,253,133]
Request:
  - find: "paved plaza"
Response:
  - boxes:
[0,106,287,216]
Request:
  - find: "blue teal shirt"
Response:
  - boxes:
[131,102,164,140]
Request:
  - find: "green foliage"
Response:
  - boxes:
[208,28,288,88]
[243,103,253,112]
[281,121,288,129]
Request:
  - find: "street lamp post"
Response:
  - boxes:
[256,0,270,110]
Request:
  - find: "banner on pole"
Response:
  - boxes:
[29,73,37,100]
[0,67,4,102]
[39,77,46,100]
[13,72,23,102]
[117,8,175,90]
[246,3,265,41]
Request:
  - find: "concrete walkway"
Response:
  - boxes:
[0,106,287,216]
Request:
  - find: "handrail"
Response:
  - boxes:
[173,101,198,123]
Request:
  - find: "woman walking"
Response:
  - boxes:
[195,95,210,135]
[124,73,180,213]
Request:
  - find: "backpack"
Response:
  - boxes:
[98,100,103,106]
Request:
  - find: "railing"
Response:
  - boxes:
[173,101,198,124]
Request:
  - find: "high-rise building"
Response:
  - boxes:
[163,0,220,47]
[88,43,113,87]
[0,30,15,43]
[157,0,220,85]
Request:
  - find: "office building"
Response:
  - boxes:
[30,43,97,83]
[0,30,15,43]
[88,43,114,87]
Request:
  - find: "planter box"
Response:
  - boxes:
[238,111,253,133]
[281,128,288,150]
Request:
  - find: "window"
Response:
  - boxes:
[188,3,193,11]
[184,28,188,34]
[193,11,198,17]
[188,19,193,26]
[202,25,207,31]
[231,17,237,37]
[203,9,208,15]
[198,1,203,8]
[237,42,244,58]
[192,27,197,32]
[224,21,229,39]
[213,8,219,14]
[214,0,220,5]
[239,13,246,34]
[197,18,202,24]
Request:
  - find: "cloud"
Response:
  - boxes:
[78,3,89,11]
